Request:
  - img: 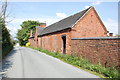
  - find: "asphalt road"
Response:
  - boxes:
[2,46,100,78]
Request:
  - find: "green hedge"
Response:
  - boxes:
[1,17,13,59]
[2,43,13,59]
[28,46,119,79]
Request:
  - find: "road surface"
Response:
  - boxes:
[2,46,100,78]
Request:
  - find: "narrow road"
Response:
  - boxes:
[2,46,100,78]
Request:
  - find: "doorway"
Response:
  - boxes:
[62,35,66,54]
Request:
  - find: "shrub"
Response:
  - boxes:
[25,42,30,47]
[1,17,13,59]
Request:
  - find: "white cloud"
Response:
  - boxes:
[92,1,102,5]
[11,18,60,26]
[6,25,19,38]
[84,1,102,9]
[56,13,67,19]
[85,6,90,9]
[103,18,118,35]
[6,17,61,39]
[6,13,67,39]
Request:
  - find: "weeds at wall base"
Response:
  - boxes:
[27,46,119,79]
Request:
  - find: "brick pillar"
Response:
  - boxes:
[30,30,33,37]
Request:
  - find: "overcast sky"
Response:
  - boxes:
[4,1,118,39]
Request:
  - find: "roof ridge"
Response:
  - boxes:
[43,6,92,30]
[39,6,92,36]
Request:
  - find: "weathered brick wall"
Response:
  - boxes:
[71,37,120,68]
[28,38,36,47]
[28,27,39,48]
[38,29,71,54]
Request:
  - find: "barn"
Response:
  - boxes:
[28,6,108,55]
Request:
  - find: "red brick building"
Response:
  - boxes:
[28,6,108,55]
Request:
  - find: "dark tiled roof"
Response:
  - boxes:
[38,7,91,36]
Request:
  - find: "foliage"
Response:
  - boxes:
[11,39,18,46]
[29,46,119,79]
[0,18,2,60]
[17,20,41,46]
[26,42,30,47]
[0,17,13,59]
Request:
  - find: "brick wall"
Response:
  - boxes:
[71,37,120,68]
[28,38,36,48]
[71,7,107,38]
[37,29,71,54]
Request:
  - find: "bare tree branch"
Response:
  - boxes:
[2,0,7,22]
[0,0,14,24]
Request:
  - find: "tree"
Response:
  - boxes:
[0,0,13,59]
[1,17,13,58]
[17,20,41,46]
[0,0,7,22]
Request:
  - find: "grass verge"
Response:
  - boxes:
[28,46,119,79]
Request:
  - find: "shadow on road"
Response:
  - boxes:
[2,48,17,77]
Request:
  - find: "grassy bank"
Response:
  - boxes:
[28,46,119,79]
